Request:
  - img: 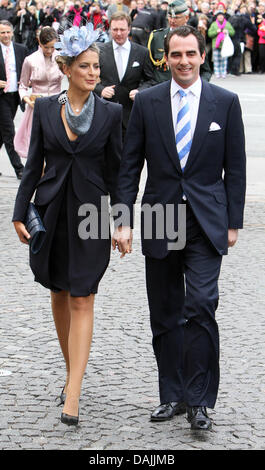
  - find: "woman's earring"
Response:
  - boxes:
[68,74,71,78]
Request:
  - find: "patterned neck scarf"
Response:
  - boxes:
[65,92,95,136]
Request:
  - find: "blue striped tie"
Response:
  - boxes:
[176,89,192,172]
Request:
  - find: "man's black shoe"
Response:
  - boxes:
[150,402,186,421]
[187,406,212,430]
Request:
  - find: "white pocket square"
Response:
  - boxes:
[132,61,140,67]
[209,122,221,131]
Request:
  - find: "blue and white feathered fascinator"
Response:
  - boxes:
[54,23,100,57]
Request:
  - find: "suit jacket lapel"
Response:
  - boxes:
[13,43,23,81]
[47,96,74,154]
[0,46,5,80]
[152,81,182,174]
[184,80,217,173]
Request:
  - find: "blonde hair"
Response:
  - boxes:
[55,43,100,73]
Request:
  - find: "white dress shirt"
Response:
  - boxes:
[112,39,131,81]
[170,76,202,138]
[1,42,18,92]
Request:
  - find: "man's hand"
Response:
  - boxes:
[112,226,133,258]
[228,229,238,247]
[0,80,7,89]
[129,89,139,101]
[101,85,115,99]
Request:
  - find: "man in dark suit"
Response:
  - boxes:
[94,11,155,140]
[113,25,246,430]
[0,20,27,179]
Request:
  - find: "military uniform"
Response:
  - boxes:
[148,27,171,83]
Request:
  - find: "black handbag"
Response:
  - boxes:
[25,202,46,254]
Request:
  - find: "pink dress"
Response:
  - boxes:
[14,48,63,159]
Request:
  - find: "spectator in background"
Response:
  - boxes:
[208,9,235,78]
[130,0,156,46]
[107,0,129,21]
[35,1,44,25]
[200,1,214,22]
[25,4,38,53]
[251,2,262,71]
[39,0,60,26]
[0,0,15,22]
[257,13,265,73]
[14,26,63,159]
[65,0,87,27]
[53,0,66,22]
[239,3,256,74]
[228,4,257,76]
[0,19,27,179]
[12,0,32,44]
[149,0,168,29]
[197,3,213,63]
[87,0,109,31]
[186,0,199,28]
[228,9,245,76]
[209,0,218,16]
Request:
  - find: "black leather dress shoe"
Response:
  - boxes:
[150,402,186,421]
[187,406,212,430]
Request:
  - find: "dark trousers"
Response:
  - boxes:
[145,203,222,409]
[0,92,24,174]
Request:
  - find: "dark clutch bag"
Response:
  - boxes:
[25,202,46,254]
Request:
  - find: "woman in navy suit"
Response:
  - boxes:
[12,25,122,426]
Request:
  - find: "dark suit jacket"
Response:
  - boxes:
[0,41,27,103]
[116,79,246,258]
[94,40,155,130]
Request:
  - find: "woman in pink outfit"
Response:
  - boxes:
[14,27,63,159]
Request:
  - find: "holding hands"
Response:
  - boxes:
[112,226,133,258]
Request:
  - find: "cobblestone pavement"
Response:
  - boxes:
[0,75,265,451]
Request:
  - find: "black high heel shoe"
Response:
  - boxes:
[56,386,66,407]
[61,412,79,426]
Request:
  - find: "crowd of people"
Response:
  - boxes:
[0,0,265,73]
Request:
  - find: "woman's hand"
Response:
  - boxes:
[13,221,31,245]
[24,96,35,109]
[112,226,133,258]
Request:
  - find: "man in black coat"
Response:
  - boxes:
[0,20,27,178]
[94,11,155,140]
[113,25,246,431]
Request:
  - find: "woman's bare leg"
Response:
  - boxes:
[50,290,71,391]
[62,294,95,417]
